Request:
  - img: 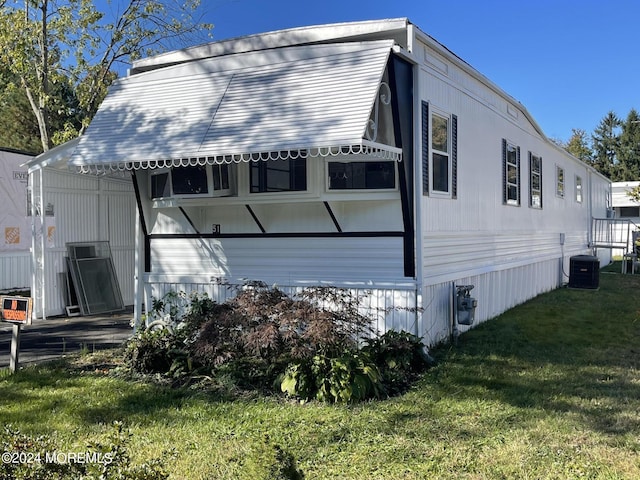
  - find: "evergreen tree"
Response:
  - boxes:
[617,109,640,180]
[564,128,593,164]
[591,111,622,179]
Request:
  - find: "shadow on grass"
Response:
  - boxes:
[427,268,640,435]
[0,358,237,430]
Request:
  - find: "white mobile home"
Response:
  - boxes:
[24,139,136,319]
[0,148,32,292]
[68,18,611,345]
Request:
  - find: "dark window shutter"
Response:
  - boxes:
[422,101,429,196]
[516,146,521,206]
[502,138,507,204]
[451,114,458,199]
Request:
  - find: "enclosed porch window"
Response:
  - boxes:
[250,158,307,193]
[150,164,233,199]
[327,161,396,190]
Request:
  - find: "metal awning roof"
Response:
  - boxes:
[69,40,402,173]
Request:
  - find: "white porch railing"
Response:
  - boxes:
[591,217,639,254]
[142,277,419,338]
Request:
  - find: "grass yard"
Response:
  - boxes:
[2,264,640,479]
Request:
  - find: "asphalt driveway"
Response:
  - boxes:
[0,309,133,368]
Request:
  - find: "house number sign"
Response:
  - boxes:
[212,224,221,235]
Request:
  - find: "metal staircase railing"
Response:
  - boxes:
[591,217,639,253]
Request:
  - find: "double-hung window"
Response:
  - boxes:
[575,175,583,203]
[529,152,542,209]
[502,139,520,206]
[431,113,450,194]
[556,166,565,198]
[422,101,458,197]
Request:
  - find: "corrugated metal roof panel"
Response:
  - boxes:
[70,40,398,171]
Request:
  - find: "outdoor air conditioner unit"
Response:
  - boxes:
[568,255,600,289]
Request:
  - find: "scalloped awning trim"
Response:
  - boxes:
[74,141,402,174]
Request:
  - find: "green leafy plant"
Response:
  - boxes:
[281,351,383,403]
[363,330,434,395]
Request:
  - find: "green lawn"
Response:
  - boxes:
[2,264,640,479]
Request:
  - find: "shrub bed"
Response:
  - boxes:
[123,283,433,402]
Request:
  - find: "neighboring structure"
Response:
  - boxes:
[0,148,32,292]
[67,18,611,345]
[24,139,136,319]
[610,181,640,257]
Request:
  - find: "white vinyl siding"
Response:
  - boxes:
[0,253,30,291]
[149,237,406,284]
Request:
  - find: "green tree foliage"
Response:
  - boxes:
[0,0,212,152]
[564,128,593,164]
[627,185,640,203]
[617,109,640,180]
[0,64,81,153]
[575,109,640,181]
[591,111,622,179]
[0,68,41,152]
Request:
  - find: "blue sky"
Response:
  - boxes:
[195,0,639,143]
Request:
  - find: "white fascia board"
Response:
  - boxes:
[131,18,409,74]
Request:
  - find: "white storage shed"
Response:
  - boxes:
[24,139,136,319]
[67,18,611,345]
